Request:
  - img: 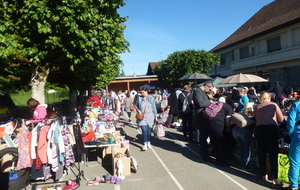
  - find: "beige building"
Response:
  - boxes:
[210,0,300,90]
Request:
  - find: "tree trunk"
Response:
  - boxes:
[31,64,49,104]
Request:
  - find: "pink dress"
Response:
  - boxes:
[17,120,31,169]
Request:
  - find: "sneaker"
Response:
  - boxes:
[147,143,152,149]
[142,145,148,151]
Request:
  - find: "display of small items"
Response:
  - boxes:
[83,108,121,143]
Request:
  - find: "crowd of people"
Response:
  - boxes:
[78,81,300,189]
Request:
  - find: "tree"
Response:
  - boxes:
[153,49,220,87]
[0,0,129,104]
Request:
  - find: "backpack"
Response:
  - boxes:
[181,93,192,113]
[202,101,223,119]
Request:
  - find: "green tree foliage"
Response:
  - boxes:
[153,49,220,87]
[0,0,129,102]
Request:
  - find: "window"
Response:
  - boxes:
[220,54,226,65]
[267,36,281,52]
[239,46,249,59]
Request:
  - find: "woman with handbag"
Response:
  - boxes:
[254,91,284,187]
[134,87,157,151]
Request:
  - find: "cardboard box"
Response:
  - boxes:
[113,148,131,176]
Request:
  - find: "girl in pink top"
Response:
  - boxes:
[26,98,47,125]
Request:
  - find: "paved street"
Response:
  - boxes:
[28,113,288,190]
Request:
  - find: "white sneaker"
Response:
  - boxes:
[142,145,148,151]
[147,143,152,149]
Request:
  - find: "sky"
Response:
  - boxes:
[118,0,274,76]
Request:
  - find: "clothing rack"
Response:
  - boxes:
[17,116,84,190]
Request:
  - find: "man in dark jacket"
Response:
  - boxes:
[179,85,193,141]
[165,89,180,128]
[272,81,284,107]
[193,81,214,162]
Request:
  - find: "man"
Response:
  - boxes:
[193,81,214,162]
[178,85,193,141]
[272,81,284,107]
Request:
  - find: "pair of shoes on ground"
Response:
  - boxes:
[64,179,80,190]
[142,142,152,151]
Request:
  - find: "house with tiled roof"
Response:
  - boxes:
[147,62,159,75]
[210,0,300,89]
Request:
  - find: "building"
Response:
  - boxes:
[210,0,300,89]
[105,62,160,92]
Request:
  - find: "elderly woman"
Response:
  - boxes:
[135,87,157,151]
[254,91,284,187]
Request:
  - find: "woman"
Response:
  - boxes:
[207,97,233,166]
[124,92,133,122]
[87,91,105,109]
[26,98,47,125]
[254,92,284,187]
[135,87,157,151]
[286,101,300,190]
[237,88,249,112]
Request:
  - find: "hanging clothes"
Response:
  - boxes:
[17,120,31,169]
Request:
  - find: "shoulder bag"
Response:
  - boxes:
[136,100,148,120]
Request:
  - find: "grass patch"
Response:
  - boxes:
[10,90,69,107]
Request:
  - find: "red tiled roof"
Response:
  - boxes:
[149,62,159,69]
[211,0,300,52]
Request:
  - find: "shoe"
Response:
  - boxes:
[93,176,100,186]
[262,174,269,181]
[86,179,94,186]
[272,179,283,187]
[103,173,111,183]
[142,145,148,151]
[147,142,152,149]
[115,177,122,184]
[110,175,117,184]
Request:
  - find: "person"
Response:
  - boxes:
[26,98,47,125]
[247,88,260,105]
[286,101,300,190]
[178,85,193,141]
[272,81,284,108]
[237,88,249,112]
[118,91,126,115]
[165,88,180,128]
[87,91,106,109]
[193,81,214,162]
[135,87,157,151]
[124,92,133,122]
[254,91,284,187]
[207,97,233,166]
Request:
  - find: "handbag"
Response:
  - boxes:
[135,111,144,120]
[278,153,290,183]
[135,100,148,120]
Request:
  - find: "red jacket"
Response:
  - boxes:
[87,95,105,109]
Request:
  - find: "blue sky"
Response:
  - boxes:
[118,0,274,76]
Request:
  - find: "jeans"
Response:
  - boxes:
[288,133,300,188]
[140,125,151,143]
[121,105,125,115]
[232,126,251,168]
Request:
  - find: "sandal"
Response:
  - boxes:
[93,176,101,186]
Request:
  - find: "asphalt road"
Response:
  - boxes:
[27,113,288,190]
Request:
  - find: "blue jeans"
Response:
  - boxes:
[121,105,125,115]
[232,126,251,168]
[140,125,151,143]
[288,133,300,188]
